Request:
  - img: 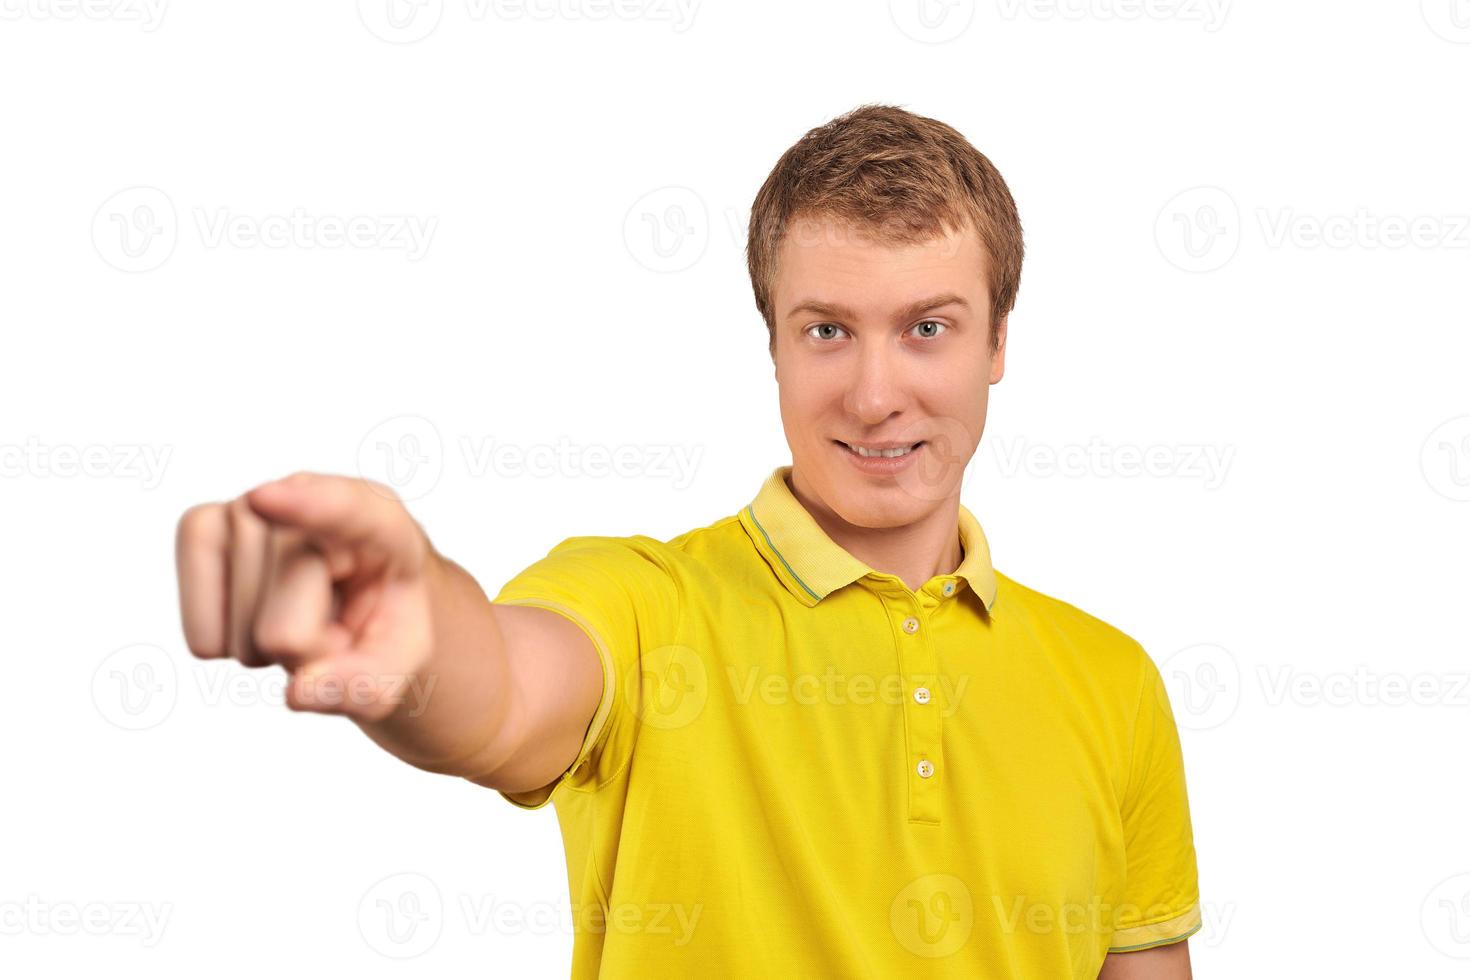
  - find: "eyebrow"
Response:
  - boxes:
[785,292,971,324]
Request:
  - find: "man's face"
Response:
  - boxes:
[771,213,1006,528]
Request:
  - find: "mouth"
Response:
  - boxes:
[833,439,926,459]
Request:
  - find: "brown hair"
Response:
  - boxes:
[746,103,1023,358]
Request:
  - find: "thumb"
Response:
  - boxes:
[286,645,412,721]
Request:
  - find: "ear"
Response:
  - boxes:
[989,314,1008,385]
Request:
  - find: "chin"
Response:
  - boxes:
[817,468,925,528]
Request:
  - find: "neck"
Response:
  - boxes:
[786,467,963,593]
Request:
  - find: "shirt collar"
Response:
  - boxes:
[738,464,998,612]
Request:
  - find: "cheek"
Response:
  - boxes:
[780,389,824,430]
[920,361,984,402]
[777,388,838,448]
[919,368,989,436]
[779,361,831,408]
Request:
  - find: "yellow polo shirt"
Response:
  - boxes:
[490,464,1201,978]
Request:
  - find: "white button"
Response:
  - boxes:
[902,617,920,634]
[913,686,931,705]
[942,582,955,596]
[916,759,934,778]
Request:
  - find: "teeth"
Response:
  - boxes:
[846,442,919,458]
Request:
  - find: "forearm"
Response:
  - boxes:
[353,549,516,780]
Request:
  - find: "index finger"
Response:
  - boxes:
[244,472,425,573]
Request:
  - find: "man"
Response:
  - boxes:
[175,104,1200,978]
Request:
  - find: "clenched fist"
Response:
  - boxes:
[174,472,436,722]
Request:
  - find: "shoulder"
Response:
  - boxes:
[993,568,1155,697]
[524,511,748,585]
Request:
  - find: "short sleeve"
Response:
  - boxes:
[1108,648,1202,952]
[489,534,679,811]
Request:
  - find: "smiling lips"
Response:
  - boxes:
[836,440,926,458]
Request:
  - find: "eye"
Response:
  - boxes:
[805,323,847,341]
[911,320,947,339]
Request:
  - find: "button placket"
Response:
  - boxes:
[890,598,943,824]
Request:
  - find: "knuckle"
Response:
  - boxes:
[183,634,224,660]
[227,495,268,539]
[176,502,205,533]
[287,669,345,714]
[284,680,312,712]
[225,494,253,523]
[284,684,314,713]
[233,638,268,668]
[362,476,402,504]
[252,614,309,661]
[176,502,221,544]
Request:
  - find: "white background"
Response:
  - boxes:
[3,1,1469,976]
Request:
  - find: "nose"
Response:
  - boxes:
[842,337,910,426]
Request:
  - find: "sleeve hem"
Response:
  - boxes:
[1107,901,1201,952]
[489,596,617,811]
